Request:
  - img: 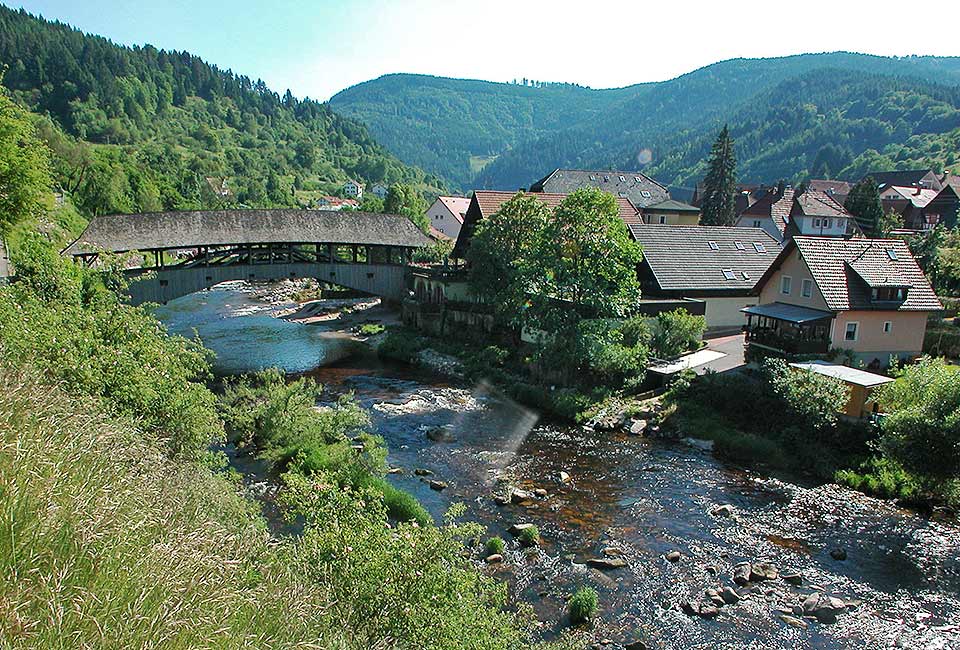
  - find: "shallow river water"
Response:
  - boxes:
[154,285,960,649]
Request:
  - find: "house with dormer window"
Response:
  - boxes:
[744,237,942,368]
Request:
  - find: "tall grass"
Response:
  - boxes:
[0,364,337,648]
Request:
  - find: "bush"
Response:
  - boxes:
[650,309,706,359]
[518,525,540,547]
[359,323,385,336]
[568,587,598,625]
[762,358,848,436]
[485,536,506,556]
[836,457,922,502]
[363,476,432,526]
[377,329,425,364]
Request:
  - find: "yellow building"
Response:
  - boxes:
[641,199,700,225]
[790,361,894,418]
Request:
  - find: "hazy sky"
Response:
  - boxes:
[10,0,960,101]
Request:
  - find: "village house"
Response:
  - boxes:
[790,361,894,418]
[424,196,470,239]
[371,183,389,200]
[628,224,783,330]
[807,179,852,206]
[529,169,669,208]
[878,183,941,231]
[735,187,855,241]
[866,169,943,192]
[451,190,641,259]
[315,196,360,211]
[641,198,700,225]
[342,179,364,199]
[744,237,942,368]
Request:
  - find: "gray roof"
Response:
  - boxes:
[63,209,432,255]
[530,169,669,208]
[742,302,834,323]
[642,199,700,213]
[630,224,782,292]
[790,361,894,387]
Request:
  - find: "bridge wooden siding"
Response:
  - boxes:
[63,209,433,304]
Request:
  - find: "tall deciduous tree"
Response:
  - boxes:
[844,176,884,237]
[535,188,642,329]
[384,183,428,232]
[466,192,550,328]
[0,90,51,236]
[699,125,738,226]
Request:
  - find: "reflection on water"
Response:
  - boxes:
[155,284,960,649]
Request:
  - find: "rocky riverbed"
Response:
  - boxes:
[154,283,960,649]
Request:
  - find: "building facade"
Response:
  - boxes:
[424,196,470,239]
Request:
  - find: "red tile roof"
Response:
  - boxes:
[762,237,941,312]
[740,188,795,234]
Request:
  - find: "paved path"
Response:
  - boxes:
[697,333,746,374]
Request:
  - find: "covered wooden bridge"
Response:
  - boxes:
[63,209,432,304]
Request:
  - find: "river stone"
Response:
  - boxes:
[710,504,734,518]
[484,554,503,564]
[429,480,447,491]
[414,468,433,476]
[750,562,779,581]
[558,470,571,483]
[601,547,623,557]
[387,467,403,474]
[625,642,647,650]
[586,557,627,570]
[705,565,718,575]
[681,601,699,616]
[493,494,510,505]
[781,571,803,585]
[534,488,548,498]
[721,587,740,604]
[665,550,682,562]
[780,614,808,628]
[733,563,752,586]
[426,427,449,442]
[830,548,848,561]
[628,419,648,436]
[698,603,719,618]
[509,523,534,535]
[802,593,846,622]
[510,488,535,504]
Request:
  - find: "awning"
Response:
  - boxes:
[741,302,834,324]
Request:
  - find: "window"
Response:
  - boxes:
[801,279,813,298]
[741,271,751,280]
[619,175,625,182]
[845,322,859,342]
[883,321,892,334]
[814,219,821,228]
[754,242,767,253]
[708,241,719,251]
[886,248,898,260]
[735,241,745,250]
[641,190,651,198]
[873,287,907,301]
[722,268,736,280]
[781,276,792,295]
[659,215,667,224]
[635,176,642,182]
[824,218,832,229]
[753,220,762,228]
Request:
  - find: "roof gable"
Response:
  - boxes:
[436,196,470,222]
[630,224,782,292]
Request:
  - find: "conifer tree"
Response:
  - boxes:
[700,125,738,226]
[844,176,885,237]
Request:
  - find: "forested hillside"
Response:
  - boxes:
[330,53,960,193]
[0,6,442,219]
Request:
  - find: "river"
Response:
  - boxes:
[153,283,960,650]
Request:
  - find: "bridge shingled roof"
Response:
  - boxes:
[63,209,432,255]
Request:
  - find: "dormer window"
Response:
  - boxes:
[754,242,766,253]
[735,241,745,250]
[872,286,907,301]
[708,241,719,251]
[722,268,735,280]
[886,248,898,260]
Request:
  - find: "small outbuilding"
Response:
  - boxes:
[789,360,894,418]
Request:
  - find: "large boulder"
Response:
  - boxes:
[510,488,536,504]
[802,593,847,623]
[586,557,628,570]
[733,562,752,586]
[509,523,534,535]
[750,562,779,582]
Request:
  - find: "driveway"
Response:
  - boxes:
[697,333,746,374]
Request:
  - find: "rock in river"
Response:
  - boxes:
[781,571,803,585]
[587,557,628,570]
[429,480,448,491]
[721,587,740,604]
[665,550,682,562]
[413,468,433,476]
[509,523,534,535]
[710,504,734,518]
[628,419,648,436]
[484,554,503,564]
[830,548,848,561]
[733,562,752,586]
[802,593,846,623]
[510,488,536,504]
[750,562,779,581]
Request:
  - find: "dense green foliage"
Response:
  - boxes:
[384,182,429,231]
[911,227,960,297]
[332,55,960,193]
[845,177,885,237]
[0,6,441,217]
[876,357,960,492]
[0,235,221,459]
[699,126,737,226]
[649,309,707,359]
[0,87,51,236]
[568,587,599,625]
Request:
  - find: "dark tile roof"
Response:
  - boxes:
[790,189,851,219]
[451,190,640,259]
[807,179,852,200]
[629,224,782,292]
[63,209,433,255]
[642,199,700,213]
[530,169,669,208]
[740,188,795,234]
[863,170,942,191]
[774,237,941,312]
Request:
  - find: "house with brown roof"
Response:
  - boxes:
[629,224,782,329]
[451,190,640,260]
[807,179,852,205]
[744,237,942,368]
[735,187,856,241]
[425,196,470,239]
[865,169,943,192]
[530,169,669,208]
[878,184,941,231]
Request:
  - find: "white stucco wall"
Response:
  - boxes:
[704,296,759,329]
